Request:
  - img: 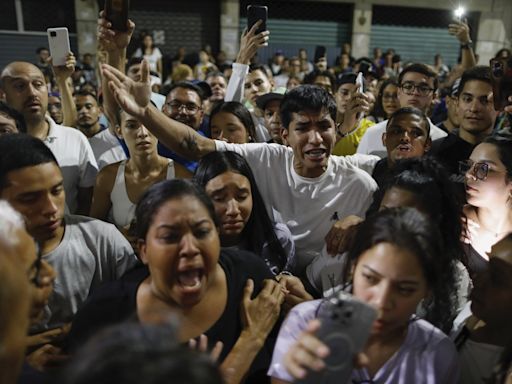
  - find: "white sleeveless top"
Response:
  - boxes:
[109,160,175,228]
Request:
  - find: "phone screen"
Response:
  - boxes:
[247,5,267,35]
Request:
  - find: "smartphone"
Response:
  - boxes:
[105,0,129,32]
[356,72,364,119]
[247,5,267,35]
[297,291,377,384]
[490,57,512,111]
[47,28,70,67]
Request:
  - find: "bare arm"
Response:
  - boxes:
[89,164,116,219]
[449,18,476,70]
[225,21,269,102]
[97,10,135,130]
[102,61,216,160]
[51,53,77,127]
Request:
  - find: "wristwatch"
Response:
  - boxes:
[461,41,473,50]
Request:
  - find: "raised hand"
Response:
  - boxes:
[102,61,151,119]
[236,20,270,64]
[97,10,135,52]
[324,215,363,256]
[448,18,471,45]
[50,52,76,82]
[240,279,285,344]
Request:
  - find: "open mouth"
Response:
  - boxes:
[397,144,412,152]
[304,148,327,160]
[176,268,204,291]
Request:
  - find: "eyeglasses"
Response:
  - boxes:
[166,101,201,114]
[28,242,43,287]
[458,160,504,181]
[400,82,434,96]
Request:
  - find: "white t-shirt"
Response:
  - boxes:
[89,128,126,170]
[356,118,448,157]
[214,141,378,273]
[33,214,137,332]
[44,117,98,213]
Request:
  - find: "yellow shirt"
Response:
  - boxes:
[332,118,375,156]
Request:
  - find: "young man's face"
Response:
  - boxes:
[382,113,431,164]
[75,94,101,134]
[397,71,435,113]
[244,70,272,106]
[282,107,336,178]
[263,99,283,144]
[457,80,497,137]
[206,75,226,102]
[0,162,65,243]
[1,63,48,124]
[47,95,63,124]
[163,87,204,130]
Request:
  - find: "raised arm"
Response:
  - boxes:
[102,62,215,160]
[97,10,135,129]
[225,21,269,102]
[51,53,77,127]
[449,18,476,71]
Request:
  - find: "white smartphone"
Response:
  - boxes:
[356,72,364,119]
[47,27,70,66]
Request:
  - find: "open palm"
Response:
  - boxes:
[102,61,151,118]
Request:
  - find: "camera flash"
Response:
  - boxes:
[454,6,465,20]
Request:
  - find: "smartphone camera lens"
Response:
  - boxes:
[50,31,57,37]
[493,61,504,78]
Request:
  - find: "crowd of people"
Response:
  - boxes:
[1,8,512,384]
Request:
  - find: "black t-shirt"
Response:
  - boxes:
[67,249,278,383]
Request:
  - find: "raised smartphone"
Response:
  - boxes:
[247,5,268,35]
[490,57,512,111]
[105,0,129,32]
[297,290,377,384]
[47,27,70,67]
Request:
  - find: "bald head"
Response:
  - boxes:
[1,62,48,125]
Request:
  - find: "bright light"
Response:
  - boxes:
[454,6,465,19]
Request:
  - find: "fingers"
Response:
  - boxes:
[140,59,150,83]
[198,333,208,352]
[243,278,255,304]
[102,63,126,85]
[210,341,224,362]
[248,19,263,36]
[353,352,370,369]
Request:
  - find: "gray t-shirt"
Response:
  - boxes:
[34,215,138,332]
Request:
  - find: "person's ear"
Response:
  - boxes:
[281,128,289,146]
[382,132,387,147]
[115,123,122,138]
[138,239,148,264]
[424,137,432,153]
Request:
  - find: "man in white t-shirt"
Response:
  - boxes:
[0,61,98,215]
[357,63,447,157]
[102,60,379,275]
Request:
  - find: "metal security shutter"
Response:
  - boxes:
[369,25,460,66]
[128,0,220,59]
[239,18,350,65]
[0,32,78,71]
[370,5,480,67]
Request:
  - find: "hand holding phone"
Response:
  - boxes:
[490,57,512,111]
[247,5,268,35]
[47,28,70,67]
[296,291,377,384]
[105,0,129,32]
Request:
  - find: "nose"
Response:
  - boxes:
[41,193,59,216]
[400,130,412,142]
[225,199,240,217]
[137,125,149,138]
[371,283,394,312]
[178,232,200,258]
[251,83,258,93]
[271,111,281,124]
[308,129,323,144]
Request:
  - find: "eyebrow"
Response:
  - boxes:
[156,219,211,230]
[362,265,421,285]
